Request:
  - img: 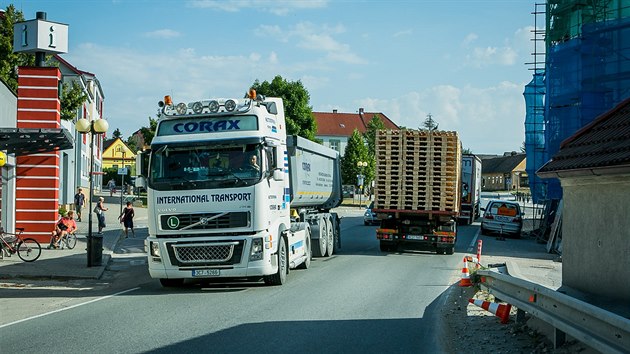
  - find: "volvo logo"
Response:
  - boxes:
[167,216,180,229]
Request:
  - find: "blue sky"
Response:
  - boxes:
[7,0,539,154]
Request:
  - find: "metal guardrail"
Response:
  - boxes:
[477,269,630,354]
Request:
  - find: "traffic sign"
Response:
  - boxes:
[118,167,128,175]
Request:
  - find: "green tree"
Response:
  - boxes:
[139,116,158,146]
[421,113,439,131]
[112,128,122,139]
[60,81,87,121]
[364,114,386,158]
[462,147,473,155]
[0,5,33,92]
[341,129,370,186]
[250,75,317,141]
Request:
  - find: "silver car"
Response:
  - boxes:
[480,200,523,237]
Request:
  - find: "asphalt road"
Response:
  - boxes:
[0,212,480,353]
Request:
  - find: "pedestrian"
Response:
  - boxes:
[74,188,85,222]
[118,201,135,238]
[48,210,78,249]
[94,196,108,234]
[107,179,116,197]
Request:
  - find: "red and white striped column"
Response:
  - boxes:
[15,66,62,243]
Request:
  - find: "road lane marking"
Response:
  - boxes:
[0,287,140,329]
[467,229,480,253]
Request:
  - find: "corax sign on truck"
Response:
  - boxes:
[374,129,461,254]
[140,91,342,287]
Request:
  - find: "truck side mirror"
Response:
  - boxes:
[272,169,284,181]
[136,175,147,188]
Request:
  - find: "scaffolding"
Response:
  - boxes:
[543,0,630,199]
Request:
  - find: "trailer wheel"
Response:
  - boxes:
[379,241,394,252]
[297,230,311,269]
[324,217,334,257]
[159,278,184,287]
[264,237,288,285]
[445,247,454,255]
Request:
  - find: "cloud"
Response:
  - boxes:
[65,43,283,137]
[460,27,530,68]
[393,29,413,38]
[354,81,526,153]
[143,29,181,39]
[255,22,366,64]
[188,0,328,15]
[462,33,478,47]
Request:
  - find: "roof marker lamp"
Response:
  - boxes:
[208,100,220,113]
[175,102,187,115]
[164,95,173,106]
[225,99,237,112]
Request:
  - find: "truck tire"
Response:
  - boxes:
[159,278,184,287]
[264,237,288,285]
[297,230,311,269]
[324,217,334,257]
[311,217,327,257]
[445,247,454,255]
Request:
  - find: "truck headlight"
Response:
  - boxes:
[250,238,263,261]
[150,242,161,257]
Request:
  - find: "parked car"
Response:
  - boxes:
[480,200,523,237]
[364,201,378,226]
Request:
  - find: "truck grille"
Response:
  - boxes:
[160,212,249,231]
[167,241,244,266]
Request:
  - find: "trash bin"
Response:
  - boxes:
[87,234,103,267]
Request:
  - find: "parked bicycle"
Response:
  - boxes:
[0,227,42,262]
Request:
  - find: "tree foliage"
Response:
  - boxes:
[364,114,386,158]
[0,5,33,92]
[250,75,317,141]
[140,116,158,146]
[341,129,370,186]
[112,128,122,139]
[60,81,87,121]
[421,114,439,131]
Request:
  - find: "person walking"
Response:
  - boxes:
[74,188,86,222]
[118,201,135,238]
[95,197,108,234]
[107,179,116,197]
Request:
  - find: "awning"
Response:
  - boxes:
[0,128,74,155]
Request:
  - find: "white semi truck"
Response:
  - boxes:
[143,92,342,287]
[458,154,482,225]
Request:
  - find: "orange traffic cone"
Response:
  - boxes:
[459,256,472,287]
[468,298,512,324]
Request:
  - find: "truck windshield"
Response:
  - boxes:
[149,142,263,191]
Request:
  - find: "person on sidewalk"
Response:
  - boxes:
[74,188,85,222]
[107,179,116,197]
[95,197,108,234]
[118,201,135,238]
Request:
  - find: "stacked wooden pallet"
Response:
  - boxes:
[374,129,461,213]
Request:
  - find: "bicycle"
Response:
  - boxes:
[0,227,42,262]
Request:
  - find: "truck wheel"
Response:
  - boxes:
[311,218,327,257]
[264,238,288,285]
[324,217,334,257]
[159,278,184,287]
[297,230,311,269]
[445,247,454,255]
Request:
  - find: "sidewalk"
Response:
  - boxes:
[0,192,148,280]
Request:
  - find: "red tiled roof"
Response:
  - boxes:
[314,109,399,137]
[537,96,630,176]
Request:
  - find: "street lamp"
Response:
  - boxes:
[76,117,109,267]
[118,145,129,215]
[357,161,367,208]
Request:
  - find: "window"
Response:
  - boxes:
[329,139,340,152]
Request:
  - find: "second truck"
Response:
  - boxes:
[142,91,342,287]
[374,129,461,254]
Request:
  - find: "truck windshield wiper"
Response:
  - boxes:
[165,175,197,187]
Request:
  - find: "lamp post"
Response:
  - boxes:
[118,146,129,215]
[76,118,109,267]
[357,161,367,208]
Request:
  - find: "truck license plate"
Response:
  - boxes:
[407,235,424,240]
[192,269,220,277]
